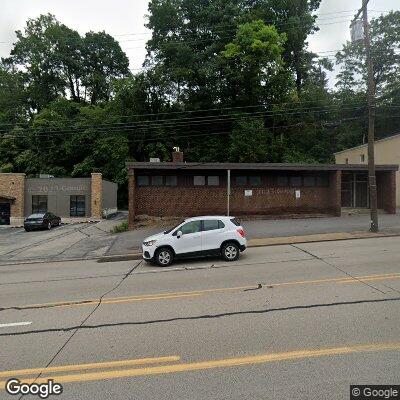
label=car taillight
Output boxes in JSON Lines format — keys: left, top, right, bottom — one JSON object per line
{"left": 237, "top": 228, "right": 245, "bottom": 238}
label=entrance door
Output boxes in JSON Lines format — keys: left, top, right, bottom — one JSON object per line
{"left": 354, "top": 173, "right": 368, "bottom": 208}
{"left": 0, "top": 202, "right": 10, "bottom": 225}
{"left": 341, "top": 172, "right": 369, "bottom": 208}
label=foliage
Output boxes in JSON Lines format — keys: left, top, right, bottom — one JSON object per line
{"left": 110, "top": 221, "right": 129, "bottom": 234}
{"left": 1, "top": 7, "right": 400, "bottom": 207}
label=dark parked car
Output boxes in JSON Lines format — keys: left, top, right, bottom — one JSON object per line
{"left": 24, "top": 212, "right": 61, "bottom": 232}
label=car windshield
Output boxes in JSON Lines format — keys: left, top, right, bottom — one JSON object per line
{"left": 164, "top": 220, "right": 184, "bottom": 234}
{"left": 27, "top": 213, "right": 45, "bottom": 219}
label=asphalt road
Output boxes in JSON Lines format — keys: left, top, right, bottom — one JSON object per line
{"left": 0, "top": 236, "right": 399, "bottom": 399}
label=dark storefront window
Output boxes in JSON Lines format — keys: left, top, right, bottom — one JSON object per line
{"left": 235, "top": 176, "right": 261, "bottom": 186}
{"left": 70, "top": 195, "right": 86, "bottom": 217}
{"left": 151, "top": 176, "right": 163, "bottom": 186}
{"left": 289, "top": 176, "right": 302, "bottom": 187}
{"left": 277, "top": 176, "right": 289, "bottom": 187}
{"left": 194, "top": 176, "right": 206, "bottom": 186}
{"left": 317, "top": 176, "right": 330, "bottom": 187}
{"left": 137, "top": 176, "right": 150, "bottom": 186}
{"left": 236, "top": 176, "right": 247, "bottom": 186}
{"left": 303, "top": 176, "right": 317, "bottom": 187}
{"left": 207, "top": 176, "right": 220, "bottom": 186}
{"left": 32, "top": 195, "right": 48, "bottom": 213}
{"left": 249, "top": 176, "right": 261, "bottom": 186}
{"left": 194, "top": 176, "right": 220, "bottom": 186}
{"left": 165, "top": 176, "right": 177, "bottom": 186}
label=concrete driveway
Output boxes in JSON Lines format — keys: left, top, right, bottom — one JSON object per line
{"left": 0, "top": 216, "right": 125, "bottom": 265}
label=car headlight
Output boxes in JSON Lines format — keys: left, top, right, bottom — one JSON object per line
{"left": 143, "top": 240, "right": 157, "bottom": 247}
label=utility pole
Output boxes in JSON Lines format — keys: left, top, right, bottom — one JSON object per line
{"left": 351, "top": 0, "right": 378, "bottom": 232}
{"left": 227, "top": 169, "right": 231, "bottom": 216}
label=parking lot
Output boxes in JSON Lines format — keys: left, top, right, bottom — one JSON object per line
{"left": 0, "top": 219, "right": 123, "bottom": 265}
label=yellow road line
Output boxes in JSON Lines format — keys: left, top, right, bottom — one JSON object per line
{"left": 338, "top": 274, "right": 400, "bottom": 284}
{"left": 1, "top": 343, "right": 398, "bottom": 388}
{"left": 9, "top": 273, "right": 400, "bottom": 310}
{"left": 0, "top": 356, "right": 180, "bottom": 378}
{"left": 62, "top": 293, "right": 203, "bottom": 307}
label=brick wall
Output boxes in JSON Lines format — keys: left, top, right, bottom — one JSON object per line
{"left": 128, "top": 171, "right": 136, "bottom": 229}
{"left": 377, "top": 171, "right": 396, "bottom": 214}
{"left": 135, "top": 174, "right": 339, "bottom": 217}
{"left": 90, "top": 173, "right": 103, "bottom": 219}
{"left": 0, "top": 173, "right": 25, "bottom": 225}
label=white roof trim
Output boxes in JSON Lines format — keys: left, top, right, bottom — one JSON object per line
{"left": 334, "top": 132, "right": 400, "bottom": 155}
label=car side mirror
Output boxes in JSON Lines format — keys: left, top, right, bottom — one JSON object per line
{"left": 177, "top": 230, "right": 183, "bottom": 238}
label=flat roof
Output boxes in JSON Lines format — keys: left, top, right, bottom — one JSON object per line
{"left": 334, "top": 132, "right": 400, "bottom": 155}
{"left": 126, "top": 162, "right": 398, "bottom": 172}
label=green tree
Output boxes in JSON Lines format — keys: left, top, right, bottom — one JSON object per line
{"left": 81, "top": 31, "right": 130, "bottom": 104}
{"left": 4, "top": 14, "right": 130, "bottom": 110}
{"left": 336, "top": 11, "right": 400, "bottom": 96}
{"left": 229, "top": 117, "right": 273, "bottom": 162}
{"left": 222, "top": 20, "right": 287, "bottom": 105}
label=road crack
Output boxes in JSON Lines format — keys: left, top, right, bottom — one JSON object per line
{"left": 17, "top": 260, "right": 142, "bottom": 399}
{"left": 290, "top": 244, "right": 388, "bottom": 295}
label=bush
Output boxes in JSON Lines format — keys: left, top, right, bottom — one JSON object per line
{"left": 111, "top": 221, "right": 129, "bottom": 234}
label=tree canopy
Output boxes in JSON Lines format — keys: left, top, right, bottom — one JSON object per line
{"left": 1, "top": 6, "right": 400, "bottom": 206}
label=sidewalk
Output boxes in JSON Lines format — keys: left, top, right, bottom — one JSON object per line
{"left": 107, "top": 213, "right": 400, "bottom": 256}
{"left": 99, "top": 229, "right": 400, "bottom": 263}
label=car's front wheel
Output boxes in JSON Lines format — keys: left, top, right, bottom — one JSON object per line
{"left": 155, "top": 247, "right": 174, "bottom": 267}
{"left": 221, "top": 242, "right": 240, "bottom": 262}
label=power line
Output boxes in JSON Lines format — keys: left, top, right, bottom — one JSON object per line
{"left": 1, "top": 104, "right": 398, "bottom": 139}
{"left": 0, "top": 103, "right": 376, "bottom": 134}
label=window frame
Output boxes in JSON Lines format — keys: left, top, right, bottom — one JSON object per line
{"left": 165, "top": 175, "right": 178, "bottom": 186}
{"left": 32, "top": 195, "right": 48, "bottom": 214}
{"left": 137, "top": 175, "right": 150, "bottom": 187}
{"left": 248, "top": 175, "right": 261, "bottom": 187}
{"left": 193, "top": 175, "right": 206, "bottom": 186}
{"left": 151, "top": 175, "right": 164, "bottom": 186}
{"left": 70, "top": 195, "right": 86, "bottom": 217}
{"left": 207, "top": 176, "right": 220, "bottom": 186}
{"left": 277, "top": 175, "right": 289, "bottom": 187}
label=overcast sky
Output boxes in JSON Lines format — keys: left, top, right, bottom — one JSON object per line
{"left": 1, "top": 0, "right": 399, "bottom": 85}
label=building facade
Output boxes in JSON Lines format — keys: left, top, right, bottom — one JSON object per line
{"left": 334, "top": 133, "right": 400, "bottom": 206}
{"left": 0, "top": 173, "right": 117, "bottom": 226}
{"left": 127, "top": 155, "right": 397, "bottom": 229}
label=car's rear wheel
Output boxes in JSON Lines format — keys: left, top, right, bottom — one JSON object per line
{"left": 221, "top": 242, "right": 240, "bottom": 262}
{"left": 155, "top": 247, "right": 174, "bottom": 267}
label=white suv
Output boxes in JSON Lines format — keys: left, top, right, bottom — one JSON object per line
{"left": 142, "top": 216, "right": 247, "bottom": 266}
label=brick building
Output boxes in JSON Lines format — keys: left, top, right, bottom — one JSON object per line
{"left": 0, "top": 173, "right": 117, "bottom": 226}
{"left": 126, "top": 152, "right": 397, "bottom": 229}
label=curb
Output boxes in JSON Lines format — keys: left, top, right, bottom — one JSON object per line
{"left": 247, "top": 232, "right": 400, "bottom": 247}
{"left": 97, "top": 253, "right": 142, "bottom": 263}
